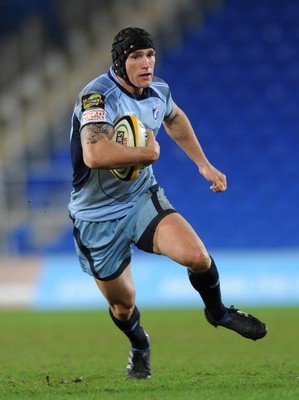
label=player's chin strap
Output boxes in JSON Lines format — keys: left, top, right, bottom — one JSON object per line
{"left": 111, "top": 27, "right": 155, "bottom": 89}
{"left": 115, "top": 70, "right": 139, "bottom": 90}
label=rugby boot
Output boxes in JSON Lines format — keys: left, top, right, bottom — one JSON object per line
{"left": 126, "top": 346, "right": 151, "bottom": 379}
{"left": 205, "top": 305, "right": 267, "bottom": 341}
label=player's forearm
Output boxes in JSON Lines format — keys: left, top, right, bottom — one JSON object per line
{"left": 164, "top": 108, "right": 210, "bottom": 169}
{"left": 81, "top": 123, "right": 158, "bottom": 169}
{"left": 83, "top": 140, "right": 157, "bottom": 169}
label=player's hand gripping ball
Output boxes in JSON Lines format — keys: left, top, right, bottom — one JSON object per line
{"left": 111, "top": 115, "right": 148, "bottom": 181}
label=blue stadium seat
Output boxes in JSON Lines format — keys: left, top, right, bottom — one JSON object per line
{"left": 156, "top": 0, "right": 299, "bottom": 249}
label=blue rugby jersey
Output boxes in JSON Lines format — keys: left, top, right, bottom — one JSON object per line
{"left": 68, "top": 67, "right": 173, "bottom": 221}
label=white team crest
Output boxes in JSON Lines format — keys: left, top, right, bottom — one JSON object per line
{"left": 152, "top": 105, "right": 159, "bottom": 120}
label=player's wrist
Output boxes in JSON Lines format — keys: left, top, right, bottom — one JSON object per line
{"left": 140, "top": 146, "right": 159, "bottom": 164}
{"left": 197, "top": 159, "right": 211, "bottom": 172}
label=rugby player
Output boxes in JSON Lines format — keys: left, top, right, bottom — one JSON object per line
{"left": 68, "top": 27, "right": 267, "bottom": 379}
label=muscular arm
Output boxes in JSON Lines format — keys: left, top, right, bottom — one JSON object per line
{"left": 163, "top": 103, "right": 227, "bottom": 192}
{"left": 81, "top": 123, "right": 159, "bottom": 169}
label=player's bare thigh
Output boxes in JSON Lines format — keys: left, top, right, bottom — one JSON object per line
{"left": 153, "top": 212, "right": 210, "bottom": 272}
{"left": 94, "top": 264, "right": 136, "bottom": 320}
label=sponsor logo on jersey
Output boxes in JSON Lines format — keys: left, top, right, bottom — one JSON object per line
{"left": 82, "top": 93, "right": 105, "bottom": 111}
{"left": 82, "top": 108, "right": 106, "bottom": 124}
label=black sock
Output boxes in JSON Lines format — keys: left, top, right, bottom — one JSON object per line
{"left": 109, "top": 306, "right": 149, "bottom": 350}
{"left": 188, "top": 255, "right": 226, "bottom": 321}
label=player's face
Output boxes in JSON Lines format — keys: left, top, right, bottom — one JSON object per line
{"left": 125, "top": 48, "right": 155, "bottom": 92}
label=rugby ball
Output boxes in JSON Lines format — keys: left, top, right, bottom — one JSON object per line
{"left": 110, "top": 115, "right": 148, "bottom": 181}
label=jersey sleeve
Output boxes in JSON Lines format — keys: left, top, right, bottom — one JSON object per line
{"left": 152, "top": 76, "right": 173, "bottom": 118}
{"left": 165, "top": 89, "right": 174, "bottom": 118}
{"left": 74, "top": 78, "right": 116, "bottom": 130}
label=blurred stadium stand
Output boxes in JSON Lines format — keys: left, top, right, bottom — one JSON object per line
{"left": 0, "top": 0, "right": 298, "bottom": 255}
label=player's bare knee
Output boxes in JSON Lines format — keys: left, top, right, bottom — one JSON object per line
{"left": 111, "top": 302, "right": 135, "bottom": 321}
{"left": 187, "top": 251, "right": 211, "bottom": 274}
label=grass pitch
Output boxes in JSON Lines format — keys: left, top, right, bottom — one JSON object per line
{"left": 0, "top": 307, "right": 298, "bottom": 400}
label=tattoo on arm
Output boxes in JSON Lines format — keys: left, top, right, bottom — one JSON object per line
{"left": 81, "top": 123, "right": 113, "bottom": 144}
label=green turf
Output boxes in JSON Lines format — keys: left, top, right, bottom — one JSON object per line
{"left": 0, "top": 308, "right": 298, "bottom": 400}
